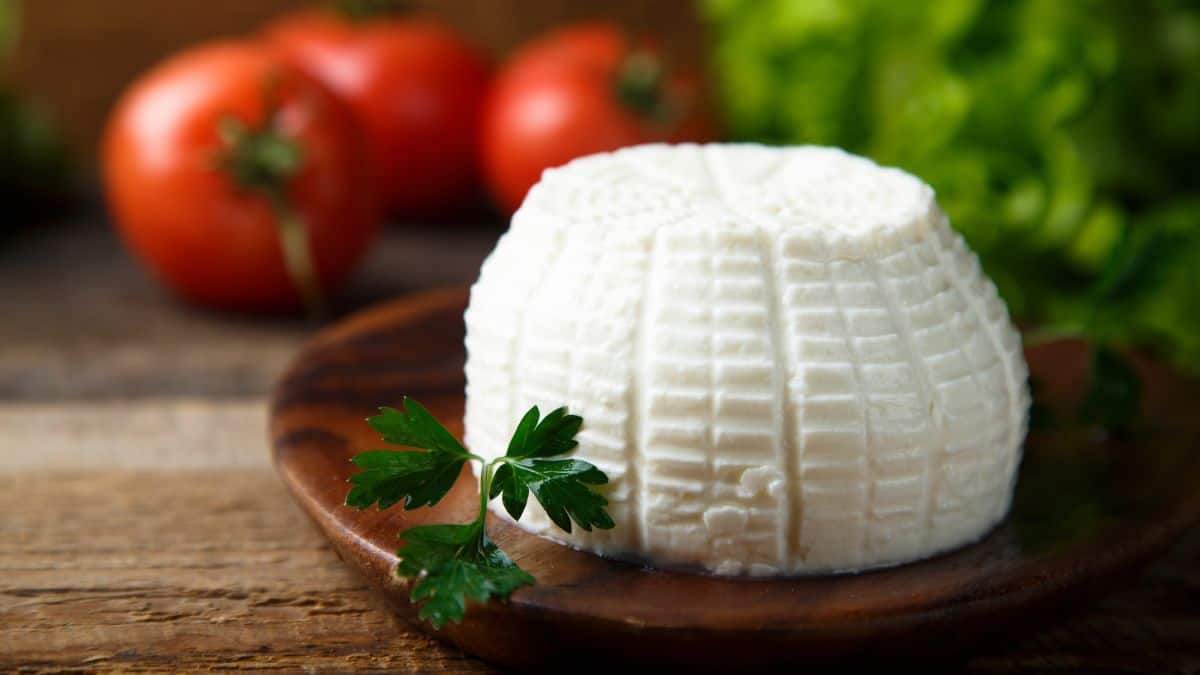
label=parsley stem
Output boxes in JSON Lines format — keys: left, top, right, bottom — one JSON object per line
{"left": 349, "top": 401, "right": 609, "bottom": 628}
{"left": 476, "top": 458, "right": 495, "bottom": 528}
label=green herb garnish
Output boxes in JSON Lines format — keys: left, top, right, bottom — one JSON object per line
{"left": 346, "top": 397, "right": 612, "bottom": 628}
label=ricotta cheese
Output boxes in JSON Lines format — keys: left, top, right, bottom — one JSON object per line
{"left": 464, "top": 143, "right": 1030, "bottom": 575}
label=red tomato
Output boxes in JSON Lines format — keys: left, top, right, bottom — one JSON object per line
{"left": 265, "top": 10, "right": 490, "bottom": 217}
{"left": 103, "top": 40, "right": 378, "bottom": 313}
{"left": 481, "top": 21, "right": 714, "bottom": 213}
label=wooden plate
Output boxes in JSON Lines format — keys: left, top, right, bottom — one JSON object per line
{"left": 270, "top": 287, "right": 1200, "bottom": 671}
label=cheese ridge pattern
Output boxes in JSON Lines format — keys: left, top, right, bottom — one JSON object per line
{"left": 463, "top": 143, "right": 1030, "bottom": 575}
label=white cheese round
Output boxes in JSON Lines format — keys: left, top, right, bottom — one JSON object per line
{"left": 464, "top": 143, "right": 1030, "bottom": 576}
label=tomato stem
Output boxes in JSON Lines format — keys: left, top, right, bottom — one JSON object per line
{"left": 615, "top": 49, "right": 669, "bottom": 123}
{"left": 271, "top": 194, "right": 327, "bottom": 319}
{"left": 217, "top": 100, "right": 328, "bottom": 318}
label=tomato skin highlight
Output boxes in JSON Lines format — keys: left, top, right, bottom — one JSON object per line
{"left": 103, "top": 40, "right": 379, "bottom": 313}
{"left": 265, "top": 11, "right": 490, "bottom": 218}
{"left": 481, "top": 21, "right": 714, "bottom": 214}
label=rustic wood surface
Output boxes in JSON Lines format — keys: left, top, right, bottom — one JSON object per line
{"left": 1, "top": 470, "right": 491, "bottom": 673}
{"left": 2, "top": 220, "right": 1199, "bottom": 673}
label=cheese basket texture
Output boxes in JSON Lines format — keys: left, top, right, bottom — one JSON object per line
{"left": 464, "top": 144, "right": 1030, "bottom": 575}
{"left": 271, "top": 145, "right": 1200, "bottom": 670}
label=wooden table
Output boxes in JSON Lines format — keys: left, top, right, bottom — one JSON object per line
{"left": 2, "top": 218, "right": 1198, "bottom": 673}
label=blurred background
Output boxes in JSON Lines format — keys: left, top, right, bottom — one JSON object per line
{"left": 0, "top": 0, "right": 706, "bottom": 402}
{"left": 3, "top": 0, "right": 1197, "bottom": 371}
{"left": 6, "top": 0, "right": 703, "bottom": 160}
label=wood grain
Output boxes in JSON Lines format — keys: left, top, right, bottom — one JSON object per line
{"left": 0, "top": 399, "right": 268, "bottom": 472}
{"left": 0, "top": 470, "right": 494, "bottom": 673}
{"left": 0, "top": 220, "right": 497, "bottom": 400}
{"left": 270, "top": 288, "right": 1200, "bottom": 672}
{"left": 2, "top": 458, "right": 1198, "bottom": 672}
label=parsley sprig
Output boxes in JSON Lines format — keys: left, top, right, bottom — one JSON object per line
{"left": 346, "top": 397, "right": 612, "bottom": 628}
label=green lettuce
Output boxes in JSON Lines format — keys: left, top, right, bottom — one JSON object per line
{"left": 702, "top": 0, "right": 1200, "bottom": 369}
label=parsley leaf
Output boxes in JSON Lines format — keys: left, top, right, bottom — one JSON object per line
{"left": 344, "top": 398, "right": 471, "bottom": 510}
{"left": 396, "top": 523, "right": 534, "bottom": 629}
{"left": 505, "top": 405, "right": 583, "bottom": 459}
{"left": 491, "top": 457, "right": 614, "bottom": 532}
{"left": 346, "top": 399, "right": 613, "bottom": 628}
{"left": 486, "top": 405, "right": 612, "bottom": 531}
{"left": 344, "top": 449, "right": 466, "bottom": 510}
{"left": 489, "top": 462, "right": 529, "bottom": 522}
{"left": 369, "top": 397, "right": 470, "bottom": 457}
